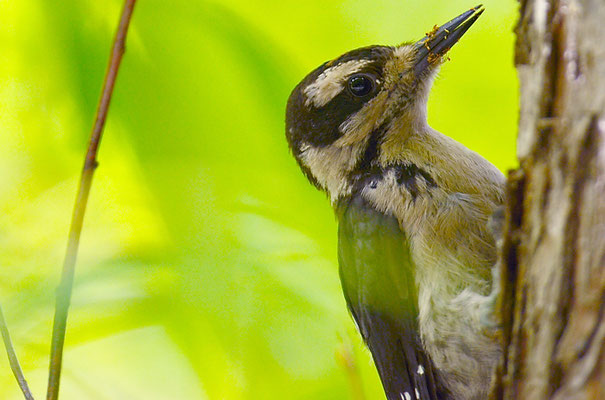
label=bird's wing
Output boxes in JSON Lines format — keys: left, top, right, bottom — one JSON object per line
{"left": 337, "top": 194, "right": 448, "bottom": 400}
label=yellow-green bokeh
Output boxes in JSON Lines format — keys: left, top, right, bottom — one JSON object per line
{"left": 0, "top": 0, "right": 517, "bottom": 398}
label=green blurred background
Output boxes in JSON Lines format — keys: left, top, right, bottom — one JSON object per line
{"left": 0, "top": 0, "right": 518, "bottom": 398}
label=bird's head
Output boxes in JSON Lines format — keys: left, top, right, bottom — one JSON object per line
{"left": 286, "top": 6, "right": 485, "bottom": 202}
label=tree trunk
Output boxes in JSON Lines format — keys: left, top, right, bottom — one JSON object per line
{"left": 492, "top": 0, "right": 605, "bottom": 399}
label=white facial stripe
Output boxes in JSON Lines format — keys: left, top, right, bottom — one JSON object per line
{"left": 299, "top": 140, "right": 367, "bottom": 202}
{"left": 303, "top": 59, "right": 371, "bottom": 108}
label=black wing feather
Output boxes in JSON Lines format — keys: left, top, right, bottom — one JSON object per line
{"left": 337, "top": 195, "right": 448, "bottom": 400}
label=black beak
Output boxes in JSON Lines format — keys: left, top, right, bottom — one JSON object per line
{"left": 413, "top": 5, "right": 485, "bottom": 76}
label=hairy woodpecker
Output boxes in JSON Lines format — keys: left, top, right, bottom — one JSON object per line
{"left": 285, "top": 5, "right": 503, "bottom": 400}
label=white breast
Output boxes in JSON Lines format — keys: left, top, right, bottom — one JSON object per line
{"left": 360, "top": 172, "right": 502, "bottom": 399}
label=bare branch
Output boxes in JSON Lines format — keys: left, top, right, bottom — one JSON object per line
{"left": 46, "top": 1, "right": 138, "bottom": 399}
{"left": 0, "top": 303, "right": 35, "bottom": 400}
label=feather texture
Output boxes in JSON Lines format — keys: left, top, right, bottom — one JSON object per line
{"left": 337, "top": 195, "right": 449, "bottom": 400}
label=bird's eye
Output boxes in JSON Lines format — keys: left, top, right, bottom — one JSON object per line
{"left": 348, "top": 74, "right": 374, "bottom": 97}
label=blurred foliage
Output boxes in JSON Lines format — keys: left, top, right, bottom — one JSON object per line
{"left": 0, "top": 0, "right": 517, "bottom": 398}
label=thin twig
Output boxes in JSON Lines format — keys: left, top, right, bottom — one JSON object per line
{"left": 46, "top": 1, "right": 137, "bottom": 399}
{"left": 0, "top": 304, "right": 35, "bottom": 400}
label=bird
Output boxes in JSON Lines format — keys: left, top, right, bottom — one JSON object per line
{"left": 285, "top": 5, "right": 504, "bottom": 400}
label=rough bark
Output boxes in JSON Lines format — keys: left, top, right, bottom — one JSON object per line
{"left": 492, "top": 0, "right": 605, "bottom": 399}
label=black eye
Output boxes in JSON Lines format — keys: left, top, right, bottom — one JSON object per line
{"left": 348, "top": 74, "right": 374, "bottom": 97}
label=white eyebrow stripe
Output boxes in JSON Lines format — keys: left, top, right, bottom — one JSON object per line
{"left": 303, "top": 59, "right": 371, "bottom": 108}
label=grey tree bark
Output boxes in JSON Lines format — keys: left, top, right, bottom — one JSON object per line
{"left": 492, "top": 0, "right": 605, "bottom": 399}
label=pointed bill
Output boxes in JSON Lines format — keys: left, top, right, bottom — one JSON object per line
{"left": 413, "top": 5, "right": 485, "bottom": 76}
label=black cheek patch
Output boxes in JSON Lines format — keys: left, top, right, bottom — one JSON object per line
{"left": 286, "top": 49, "right": 393, "bottom": 153}
{"left": 304, "top": 90, "right": 372, "bottom": 146}
{"left": 287, "top": 83, "right": 380, "bottom": 153}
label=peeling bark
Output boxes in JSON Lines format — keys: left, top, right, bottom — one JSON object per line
{"left": 492, "top": 0, "right": 605, "bottom": 399}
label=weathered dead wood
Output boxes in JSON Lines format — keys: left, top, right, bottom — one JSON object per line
{"left": 493, "top": 0, "right": 605, "bottom": 399}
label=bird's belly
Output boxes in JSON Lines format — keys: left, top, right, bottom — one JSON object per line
{"left": 416, "top": 271, "right": 501, "bottom": 399}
